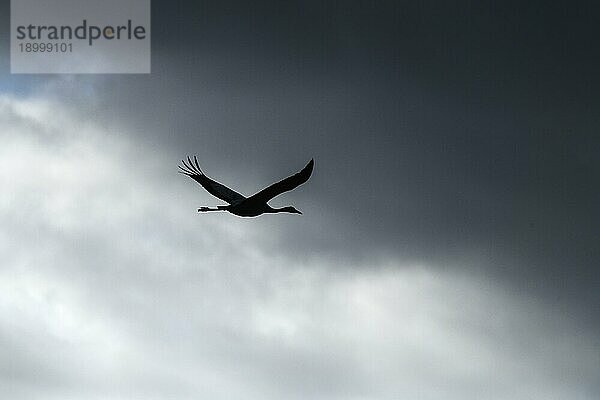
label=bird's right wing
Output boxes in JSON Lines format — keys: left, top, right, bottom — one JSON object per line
{"left": 179, "top": 156, "right": 246, "bottom": 204}
{"left": 247, "top": 159, "right": 314, "bottom": 203}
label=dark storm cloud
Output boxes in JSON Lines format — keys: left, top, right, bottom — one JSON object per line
{"left": 1, "top": 1, "right": 599, "bottom": 319}
{"left": 18, "top": 1, "right": 596, "bottom": 320}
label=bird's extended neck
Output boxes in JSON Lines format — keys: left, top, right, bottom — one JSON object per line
{"left": 268, "top": 206, "right": 301, "bottom": 214}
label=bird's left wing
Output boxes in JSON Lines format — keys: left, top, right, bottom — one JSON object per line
{"left": 247, "top": 159, "right": 314, "bottom": 203}
{"left": 179, "top": 156, "right": 246, "bottom": 204}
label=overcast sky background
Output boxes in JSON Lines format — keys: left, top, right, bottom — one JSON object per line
{"left": 1, "top": 1, "right": 599, "bottom": 399}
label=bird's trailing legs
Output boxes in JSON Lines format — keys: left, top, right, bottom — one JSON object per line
{"left": 198, "top": 206, "right": 228, "bottom": 212}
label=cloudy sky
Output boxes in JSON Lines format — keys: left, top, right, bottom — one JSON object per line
{"left": 1, "top": 1, "right": 599, "bottom": 399}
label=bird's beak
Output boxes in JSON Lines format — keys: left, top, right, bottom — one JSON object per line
{"left": 296, "top": 209, "right": 303, "bottom": 214}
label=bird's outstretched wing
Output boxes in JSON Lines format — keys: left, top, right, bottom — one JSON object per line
{"left": 179, "top": 156, "right": 246, "bottom": 204}
{"left": 247, "top": 159, "right": 314, "bottom": 203}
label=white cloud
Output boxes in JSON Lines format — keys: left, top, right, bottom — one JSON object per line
{"left": 0, "top": 94, "right": 598, "bottom": 399}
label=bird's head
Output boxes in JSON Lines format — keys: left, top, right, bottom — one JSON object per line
{"left": 281, "top": 206, "right": 302, "bottom": 214}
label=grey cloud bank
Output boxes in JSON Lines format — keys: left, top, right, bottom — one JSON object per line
{"left": 1, "top": 94, "right": 598, "bottom": 399}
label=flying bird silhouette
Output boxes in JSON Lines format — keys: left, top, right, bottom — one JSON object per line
{"left": 179, "top": 156, "right": 314, "bottom": 217}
